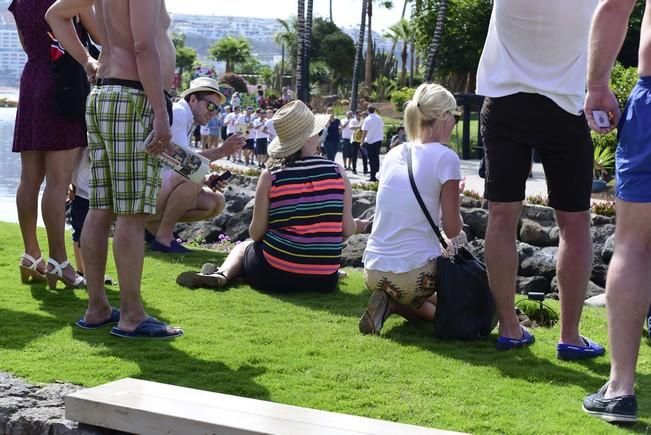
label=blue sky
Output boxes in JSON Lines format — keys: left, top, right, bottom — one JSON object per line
{"left": 165, "top": 0, "right": 405, "bottom": 32}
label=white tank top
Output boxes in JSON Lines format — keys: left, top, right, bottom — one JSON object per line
{"left": 476, "top": 0, "right": 599, "bottom": 115}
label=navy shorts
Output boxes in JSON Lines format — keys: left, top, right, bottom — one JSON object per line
{"left": 481, "top": 93, "right": 593, "bottom": 212}
{"left": 255, "top": 138, "right": 268, "bottom": 155}
{"left": 70, "top": 196, "right": 89, "bottom": 243}
{"left": 616, "top": 77, "right": 651, "bottom": 202}
{"left": 244, "top": 139, "right": 255, "bottom": 150}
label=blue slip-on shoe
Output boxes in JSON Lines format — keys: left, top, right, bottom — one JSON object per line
{"left": 149, "top": 239, "right": 191, "bottom": 254}
{"left": 496, "top": 327, "right": 535, "bottom": 351}
{"left": 557, "top": 336, "right": 605, "bottom": 361}
{"left": 75, "top": 307, "right": 120, "bottom": 330}
{"left": 646, "top": 307, "right": 651, "bottom": 340}
{"left": 110, "top": 316, "right": 183, "bottom": 339}
{"left": 583, "top": 384, "right": 637, "bottom": 423}
{"left": 144, "top": 229, "right": 156, "bottom": 244}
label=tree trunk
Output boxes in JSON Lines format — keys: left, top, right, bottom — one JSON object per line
{"left": 329, "top": 0, "right": 333, "bottom": 22}
{"left": 409, "top": 41, "right": 415, "bottom": 86}
{"left": 304, "top": 0, "right": 314, "bottom": 103}
{"left": 400, "top": 44, "right": 407, "bottom": 86}
{"left": 296, "top": 0, "right": 306, "bottom": 102}
{"left": 350, "top": 0, "right": 368, "bottom": 111}
{"left": 280, "top": 44, "right": 285, "bottom": 91}
{"left": 364, "top": 0, "right": 373, "bottom": 89}
{"left": 424, "top": 0, "right": 448, "bottom": 82}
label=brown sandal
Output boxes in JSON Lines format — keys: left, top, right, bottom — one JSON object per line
{"left": 176, "top": 270, "right": 228, "bottom": 289}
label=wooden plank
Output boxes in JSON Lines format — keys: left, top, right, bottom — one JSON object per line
{"left": 65, "top": 378, "right": 464, "bottom": 435}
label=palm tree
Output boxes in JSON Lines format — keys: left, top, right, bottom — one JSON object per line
{"left": 274, "top": 18, "right": 297, "bottom": 90}
{"left": 329, "top": 0, "right": 333, "bottom": 22}
{"left": 383, "top": 19, "right": 411, "bottom": 86}
{"left": 350, "top": 0, "right": 368, "bottom": 111}
{"left": 208, "top": 36, "right": 251, "bottom": 73}
{"left": 384, "top": 0, "right": 410, "bottom": 70}
{"left": 424, "top": 0, "right": 449, "bottom": 82}
{"left": 364, "top": 1, "right": 394, "bottom": 89}
{"left": 303, "top": 0, "right": 314, "bottom": 102}
{"left": 296, "top": 0, "right": 306, "bottom": 102}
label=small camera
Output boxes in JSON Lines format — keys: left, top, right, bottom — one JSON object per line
{"left": 527, "top": 292, "right": 545, "bottom": 302}
{"left": 592, "top": 110, "right": 610, "bottom": 128}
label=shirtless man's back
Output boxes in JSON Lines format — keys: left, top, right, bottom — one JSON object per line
{"left": 47, "top": 0, "right": 183, "bottom": 339}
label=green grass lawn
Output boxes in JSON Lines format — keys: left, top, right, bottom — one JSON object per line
{"left": 1, "top": 221, "right": 649, "bottom": 434}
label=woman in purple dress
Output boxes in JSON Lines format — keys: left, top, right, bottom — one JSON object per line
{"left": 10, "top": 0, "right": 98, "bottom": 288}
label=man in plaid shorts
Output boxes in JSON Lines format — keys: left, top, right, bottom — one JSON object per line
{"left": 47, "top": 0, "right": 183, "bottom": 338}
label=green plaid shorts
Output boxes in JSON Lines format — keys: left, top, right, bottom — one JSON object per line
{"left": 86, "top": 85, "right": 161, "bottom": 214}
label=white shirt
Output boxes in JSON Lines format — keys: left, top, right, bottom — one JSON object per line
{"left": 476, "top": 0, "right": 599, "bottom": 115}
{"left": 362, "top": 113, "right": 384, "bottom": 144}
{"left": 224, "top": 112, "right": 239, "bottom": 135}
{"left": 71, "top": 147, "right": 90, "bottom": 199}
{"left": 341, "top": 117, "right": 354, "bottom": 140}
{"left": 254, "top": 118, "right": 268, "bottom": 140}
{"left": 240, "top": 114, "right": 256, "bottom": 140}
{"left": 171, "top": 99, "right": 194, "bottom": 149}
{"left": 363, "top": 142, "right": 461, "bottom": 273}
{"left": 265, "top": 119, "right": 276, "bottom": 141}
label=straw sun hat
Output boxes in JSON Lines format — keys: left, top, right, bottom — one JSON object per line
{"left": 180, "top": 77, "right": 226, "bottom": 105}
{"left": 268, "top": 100, "right": 330, "bottom": 158}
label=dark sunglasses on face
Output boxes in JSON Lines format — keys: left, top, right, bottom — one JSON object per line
{"left": 199, "top": 98, "right": 218, "bottom": 112}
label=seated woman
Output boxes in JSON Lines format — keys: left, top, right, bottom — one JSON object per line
{"left": 359, "top": 82, "right": 466, "bottom": 335}
{"left": 177, "top": 100, "right": 367, "bottom": 293}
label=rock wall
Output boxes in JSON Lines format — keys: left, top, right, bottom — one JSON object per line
{"left": 177, "top": 176, "right": 616, "bottom": 299}
{"left": 0, "top": 373, "right": 121, "bottom": 435}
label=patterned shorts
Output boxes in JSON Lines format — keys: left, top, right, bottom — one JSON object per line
{"left": 364, "top": 260, "right": 437, "bottom": 308}
{"left": 85, "top": 85, "right": 161, "bottom": 214}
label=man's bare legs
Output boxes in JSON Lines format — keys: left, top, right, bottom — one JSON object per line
{"left": 80, "top": 208, "right": 113, "bottom": 325}
{"left": 42, "top": 147, "right": 80, "bottom": 281}
{"left": 603, "top": 201, "right": 651, "bottom": 398}
{"left": 16, "top": 151, "right": 45, "bottom": 271}
{"left": 485, "top": 201, "right": 523, "bottom": 339}
{"left": 556, "top": 210, "right": 593, "bottom": 346}
{"left": 147, "top": 175, "right": 225, "bottom": 246}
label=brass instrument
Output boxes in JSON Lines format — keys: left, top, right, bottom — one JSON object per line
{"left": 352, "top": 128, "right": 364, "bottom": 143}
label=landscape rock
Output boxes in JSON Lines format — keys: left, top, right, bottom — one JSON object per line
{"left": 602, "top": 234, "right": 615, "bottom": 264}
{"left": 521, "top": 204, "right": 556, "bottom": 224}
{"left": 585, "top": 293, "right": 606, "bottom": 307}
{"left": 460, "top": 208, "right": 488, "bottom": 239}
{"left": 516, "top": 276, "right": 550, "bottom": 294}
{"left": 341, "top": 234, "right": 369, "bottom": 267}
{"left": 550, "top": 276, "right": 605, "bottom": 299}
{"left": 519, "top": 247, "right": 558, "bottom": 279}
{"left": 519, "top": 219, "right": 557, "bottom": 247}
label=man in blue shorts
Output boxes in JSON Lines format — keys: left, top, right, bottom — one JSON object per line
{"left": 476, "top": 1, "right": 604, "bottom": 357}
{"left": 582, "top": 0, "right": 651, "bottom": 423}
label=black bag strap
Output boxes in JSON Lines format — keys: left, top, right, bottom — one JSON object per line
{"left": 406, "top": 145, "right": 448, "bottom": 250}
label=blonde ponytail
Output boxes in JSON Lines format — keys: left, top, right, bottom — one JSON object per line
{"left": 403, "top": 83, "right": 457, "bottom": 143}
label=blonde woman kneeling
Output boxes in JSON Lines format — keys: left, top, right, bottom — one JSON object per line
{"left": 359, "top": 83, "right": 466, "bottom": 334}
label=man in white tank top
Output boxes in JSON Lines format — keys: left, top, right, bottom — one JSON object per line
{"left": 476, "top": 0, "right": 604, "bottom": 358}
{"left": 582, "top": 0, "right": 651, "bottom": 423}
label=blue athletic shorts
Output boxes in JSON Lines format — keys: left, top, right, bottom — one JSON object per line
{"left": 616, "top": 76, "right": 651, "bottom": 202}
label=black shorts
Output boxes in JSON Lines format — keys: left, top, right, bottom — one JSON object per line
{"left": 70, "top": 196, "right": 89, "bottom": 242}
{"left": 244, "top": 139, "right": 255, "bottom": 150}
{"left": 255, "top": 138, "right": 268, "bottom": 155}
{"left": 243, "top": 241, "right": 338, "bottom": 293}
{"left": 480, "top": 93, "right": 593, "bottom": 212}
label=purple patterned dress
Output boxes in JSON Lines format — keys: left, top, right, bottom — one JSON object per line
{"left": 9, "top": 0, "right": 87, "bottom": 152}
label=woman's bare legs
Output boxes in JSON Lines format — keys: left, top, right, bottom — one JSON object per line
{"left": 16, "top": 151, "right": 46, "bottom": 270}
{"left": 217, "top": 240, "right": 253, "bottom": 280}
{"left": 388, "top": 293, "right": 437, "bottom": 322}
{"left": 42, "top": 147, "right": 81, "bottom": 281}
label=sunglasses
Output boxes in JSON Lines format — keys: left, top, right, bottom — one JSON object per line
{"left": 199, "top": 98, "right": 218, "bottom": 112}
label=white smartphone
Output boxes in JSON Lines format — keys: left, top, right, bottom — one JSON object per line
{"left": 592, "top": 110, "right": 610, "bottom": 128}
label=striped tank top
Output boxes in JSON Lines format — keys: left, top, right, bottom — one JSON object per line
{"left": 262, "top": 156, "right": 345, "bottom": 275}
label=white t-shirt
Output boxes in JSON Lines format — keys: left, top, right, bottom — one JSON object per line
{"left": 476, "top": 0, "right": 599, "bottom": 115}
{"left": 254, "top": 118, "right": 268, "bottom": 140}
{"left": 170, "top": 99, "right": 194, "bottom": 149}
{"left": 71, "top": 147, "right": 90, "bottom": 199}
{"left": 341, "top": 117, "right": 354, "bottom": 140}
{"left": 224, "top": 112, "right": 239, "bottom": 135}
{"left": 265, "top": 119, "right": 276, "bottom": 141}
{"left": 240, "top": 114, "right": 256, "bottom": 140}
{"left": 363, "top": 142, "right": 461, "bottom": 273}
{"left": 362, "top": 113, "right": 384, "bottom": 144}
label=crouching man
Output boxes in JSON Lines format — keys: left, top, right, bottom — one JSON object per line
{"left": 147, "top": 77, "right": 245, "bottom": 253}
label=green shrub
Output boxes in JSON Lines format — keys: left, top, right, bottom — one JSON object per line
{"left": 352, "top": 181, "right": 379, "bottom": 191}
{"left": 592, "top": 201, "right": 616, "bottom": 217}
{"left": 390, "top": 87, "right": 416, "bottom": 112}
{"left": 220, "top": 72, "right": 248, "bottom": 93}
{"left": 610, "top": 62, "right": 638, "bottom": 108}
{"left": 593, "top": 142, "right": 616, "bottom": 179}
{"left": 591, "top": 130, "right": 618, "bottom": 155}
{"left": 525, "top": 195, "right": 548, "bottom": 206}
{"left": 463, "top": 190, "right": 482, "bottom": 200}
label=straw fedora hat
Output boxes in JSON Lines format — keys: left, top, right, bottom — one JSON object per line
{"left": 180, "top": 77, "right": 226, "bottom": 105}
{"left": 268, "top": 100, "right": 330, "bottom": 159}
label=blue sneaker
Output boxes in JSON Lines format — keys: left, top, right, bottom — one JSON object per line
{"left": 149, "top": 239, "right": 191, "bottom": 254}
{"left": 496, "top": 327, "right": 535, "bottom": 351}
{"left": 646, "top": 307, "right": 651, "bottom": 339}
{"left": 557, "top": 336, "right": 605, "bottom": 361}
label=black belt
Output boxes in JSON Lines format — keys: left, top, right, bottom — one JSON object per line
{"left": 97, "top": 78, "right": 144, "bottom": 90}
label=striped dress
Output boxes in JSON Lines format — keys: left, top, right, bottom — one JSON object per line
{"left": 262, "top": 156, "right": 345, "bottom": 276}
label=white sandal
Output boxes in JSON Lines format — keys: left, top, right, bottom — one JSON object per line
{"left": 19, "top": 253, "right": 46, "bottom": 284}
{"left": 45, "top": 258, "right": 86, "bottom": 290}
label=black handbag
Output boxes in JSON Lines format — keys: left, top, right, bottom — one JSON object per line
{"left": 50, "top": 19, "right": 99, "bottom": 120}
{"left": 406, "top": 146, "right": 497, "bottom": 340}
